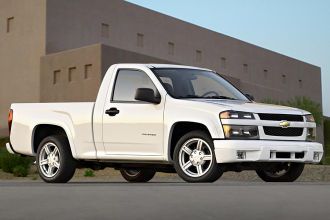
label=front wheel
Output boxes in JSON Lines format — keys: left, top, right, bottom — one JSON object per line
{"left": 120, "top": 168, "right": 156, "bottom": 182}
{"left": 256, "top": 163, "right": 305, "bottom": 182}
{"left": 173, "top": 130, "right": 223, "bottom": 183}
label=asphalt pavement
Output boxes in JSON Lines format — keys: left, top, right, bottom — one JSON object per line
{"left": 0, "top": 180, "right": 329, "bottom": 220}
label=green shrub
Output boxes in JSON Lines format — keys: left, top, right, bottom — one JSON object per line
{"left": 324, "top": 119, "right": 330, "bottom": 145}
{"left": 0, "top": 137, "right": 33, "bottom": 176}
{"left": 287, "top": 97, "right": 323, "bottom": 125}
{"left": 12, "top": 165, "right": 29, "bottom": 177}
{"left": 262, "top": 96, "right": 323, "bottom": 126}
{"left": 0, "top": 151, "right": 32, "bottom": 174}
{"left": 84, "top": 169, "right": 95, "bottom": 177}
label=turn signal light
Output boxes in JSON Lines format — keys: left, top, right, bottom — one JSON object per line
{"left": 8, "top": 109, "right": 13, "bottom": 135}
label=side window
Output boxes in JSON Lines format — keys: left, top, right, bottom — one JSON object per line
{"left": 112, "top": 69, "right": 157, "bottom": 102}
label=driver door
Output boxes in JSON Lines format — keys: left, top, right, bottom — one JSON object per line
{"left": 102, "top": 69, "right": 164, "bottom": 156}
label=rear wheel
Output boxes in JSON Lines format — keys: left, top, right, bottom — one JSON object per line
{"left": 36, "top": 135, "right": 76, "bottom": 183}
{"left": 256, "top": 162, "right": 305, "bottom": 182}
{"left": 120, "top": 168, "right": 156, "bottom": 182}
{"left": 173, "top": 130, "right": 223, "bottom": 183}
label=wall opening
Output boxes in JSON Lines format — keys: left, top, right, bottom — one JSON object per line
{"left": 137, "top": 33, "right": 144, "bottom": 47}
{"left": 196, "top": 50, "right": 202, "bottom": 62}
{"left": 221, "top": 57, "right": 226, "bottom": 69}
{"left": 168, "top": 42, "right": 175, "bottom": 55}
{"left": 53, "top": 70, "right": 60, "bottom": 84}
{"left": 7, "top": 17, "right": 14, "bottom": 33}
{"left": 84, "top": 64, "right": 92, "bottom": 79}
{"left": 282, "top": 74, "right": 287, "bottom": 84}
{"left": 264, "top": 69, "right": 268, "bottom": 79}
{"left": 68, "top": 67, "right": 76, "bottom": 82}
{"left": 101, "top": 23, "right": 109, "bottom": 38}
{"left": 243, "top": 64, "right": 248, "bottom": 73}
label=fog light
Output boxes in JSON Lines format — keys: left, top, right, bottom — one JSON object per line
{"left": 313, "top": 152, "right": 320, "bottom": 161}
{"left": 237, "top": 151, "right": 246, "bottom": 159}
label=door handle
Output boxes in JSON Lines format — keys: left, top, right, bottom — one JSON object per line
{"left": 105, "top": 107, "right": 120, "bottom": 116}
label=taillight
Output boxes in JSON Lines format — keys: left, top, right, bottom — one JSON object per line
{"left": 8, "top": 109, "right": 13, "bottom": 135}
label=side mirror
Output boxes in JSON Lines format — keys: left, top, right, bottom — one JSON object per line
{"left": 245, "top": 94, "right": 255, "bottom": 101}
{"left": 135, "top": 88, "right": 161, "bottom": 104}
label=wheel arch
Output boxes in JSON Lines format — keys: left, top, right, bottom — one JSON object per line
{"left": 168, "top": 121, "right": 212, "bottom": 161}
{"left": 32, "top": 124, "right": 76, "bottom": 157}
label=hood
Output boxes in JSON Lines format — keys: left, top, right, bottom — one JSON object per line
{"left": 189, "top": 99, "right": 309, "bottom": 115}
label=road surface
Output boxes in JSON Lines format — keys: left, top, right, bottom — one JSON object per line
{"left": 0, "top": 180, "right": 329, "bottom": 220}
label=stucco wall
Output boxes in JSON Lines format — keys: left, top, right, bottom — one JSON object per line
{"left": 0, "top": 0, "right": 46, "bottom": 136}
{"left": 45, "top": 0, "right": 322, "bottom": 101}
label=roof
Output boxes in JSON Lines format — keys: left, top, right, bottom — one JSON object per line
{"left": 146, "top": 64, "right": 212, "bottom": 71}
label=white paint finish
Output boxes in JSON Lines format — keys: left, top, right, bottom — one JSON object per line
{"left": 102, "top": 65, "right": 165, "bottom": 156}
{"left": 213, "top": 140, "right": 323, "bottom": 163}
{"left": 8, "top": 64, "right": 323, "bottom": 164}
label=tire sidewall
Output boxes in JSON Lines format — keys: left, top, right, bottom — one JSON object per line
{"left": 256, "top": 163, "right": 305, "bottom": 182}
{"left": 173, "top": 130, "right": 222, "bottom": 183}
{"left": 36, "top": 135, "right": 76, "bottom": 183}
{"left": 120, "top": 169, "right": 156, "bottom": 182}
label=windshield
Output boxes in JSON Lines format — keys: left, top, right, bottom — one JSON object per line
{"left": 152, "top": 68, "right": 249, "bottom": 101}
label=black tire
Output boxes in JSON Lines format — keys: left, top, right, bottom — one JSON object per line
{"left": 256, "top": 163, "right": 305, "bottom": 182}
{"left": 173, "top": 130, "right": 223, "bottom": 183}
{"left": 36, "top": 135, "right": 76, "bottom": 183}
{"left": 120, "top": 168, "right": 156, "bottom": 182}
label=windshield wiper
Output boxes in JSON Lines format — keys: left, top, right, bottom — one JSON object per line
{"left": 176, "top": 95, "right": 202, "bottom": 99}
{"left": 176, "top": 95, "right": 237, "bottom": 100}
{"left": 203, "top": 95, "right": 238, "bottom": 100}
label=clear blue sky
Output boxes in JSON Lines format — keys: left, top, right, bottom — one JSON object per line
{"left": 127, "top": 0, "right": 330, "bottom": 116}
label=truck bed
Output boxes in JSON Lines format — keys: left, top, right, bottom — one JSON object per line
{"left": 10, "top": 102, "right": 95, "bottom": 157}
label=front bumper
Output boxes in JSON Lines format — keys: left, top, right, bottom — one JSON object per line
{"left": 213, "top": 140, "right": 323, "bottom": 163}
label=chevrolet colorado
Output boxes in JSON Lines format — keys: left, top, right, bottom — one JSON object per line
{"left": 6, "top": 64, "right": 323, "bottom": 183}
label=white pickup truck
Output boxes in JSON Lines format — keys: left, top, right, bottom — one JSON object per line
{"left": 7, "top": 64, "right": 323, "bottom": 183}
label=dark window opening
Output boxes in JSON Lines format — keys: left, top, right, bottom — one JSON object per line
{"left": 221, "top": 57, "right": 226, "bottom": 69}
{"left": 84, "top": 64, "right": 92, "bottom": 79}
{"left": 101, "top": 23, "right": 109, "bottom": 38}
{"left": 53, "top": 70, "right": 60, "bottom": 84}
{"left": 196, "top": 50, "right": 202, "bottom": 62}
{"left": 7, "top": 17, "right": 14, "bottom": 33}
{"left": 68, "top": 67, "right": 76, "bottom": 82}
{"left": 137, "top": 33, "right": 144, "bottom": 47}
{"left": 168, "top": 42, "right": 175, "bottom": 55}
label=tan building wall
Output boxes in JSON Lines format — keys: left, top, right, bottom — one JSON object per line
{"left": 45, "top": 0, "right": 322, "bottom": 104}
{"left": 41, "top": 44, "right": 173, "bottom": 102}
{"left": 41, "top": 44, "right": 102, "bottom": 102}
{"left": 0, "top": 0, "right": 323, "bottom": 142}
{"left": 0, "top": 0, "right": 46, "bottom": 136}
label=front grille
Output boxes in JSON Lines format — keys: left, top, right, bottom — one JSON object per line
{"left": 263, "top": 126, "right": 303, "bottom": 136}
{"left": 258, "top": 113, "right": 303, "bottom": 122}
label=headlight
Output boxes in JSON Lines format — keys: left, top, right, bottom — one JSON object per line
{"left": 306, "top": 128, "right": 316, "bottom": 141}
{"left": 305, "top": 114, "right": 315, "bottom": 123}
{"left": 220, "top": 111, "right": 255, "bottom": 119}
{"left": 223, "top": 125, "right": 259, "bottom": 139}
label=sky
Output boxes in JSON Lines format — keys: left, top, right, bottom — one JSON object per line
{"left": 127, "top": 0, "right": 330, "bottom": 116}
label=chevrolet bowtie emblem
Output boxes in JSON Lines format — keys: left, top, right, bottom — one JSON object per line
{"left": 279, "top": 121, "right": 290, "bottom": 128}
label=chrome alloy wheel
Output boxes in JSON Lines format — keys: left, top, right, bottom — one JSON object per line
{"left": 38, "top": 142, "right": 61, "bottom": 178}
{"left": 178, "top": 138, "right": 213, "bottom": 178}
